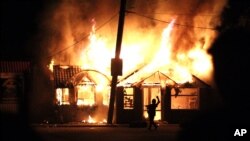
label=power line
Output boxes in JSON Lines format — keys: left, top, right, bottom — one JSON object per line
{"left": 47, "top": 10, "right": 217, "bottom": 59}
{"left": 147, "top": 12, "right": 220, "bottom": 17}
{"left": 126, "top": 10, "right": 217, "bottom": 30}
{"left": 47, "top": 13, "right": 119, "bottom": 58}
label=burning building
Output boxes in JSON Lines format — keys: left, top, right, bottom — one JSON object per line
{"left": 40, "top": 0, "right": 227, "bottom": 124}
{"left": 116, "top": 71, "right": 212, "bottom": 124}
{"left": 52, "top": 65, "right": 110, "bottom": 123}
{"left": 51, "top": 64, "right": 211, "bottom": 124}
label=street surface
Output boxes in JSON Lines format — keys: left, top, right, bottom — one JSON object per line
{"left": 32, "top": 123, "right": 181, "bottom": 141}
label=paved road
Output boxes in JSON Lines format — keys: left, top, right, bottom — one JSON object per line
{"left": 32, "top": 123, "right": 181, "bottom": 141}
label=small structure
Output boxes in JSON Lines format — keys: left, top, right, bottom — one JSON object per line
{"left": 52, "top": 65, "right": 110, "bottom": 123}
{"left": 115, "top": 71, "right": 212, "bottom": 124}
{"left": 0, "top": 61, "right": 31, "bottom": 114}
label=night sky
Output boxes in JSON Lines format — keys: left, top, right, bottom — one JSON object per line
{"left": 0, "top": 0, "right": 45, "bottom": 60}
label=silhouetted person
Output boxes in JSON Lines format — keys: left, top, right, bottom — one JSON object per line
{"left": 146, "top": 96, "right": 160, "bottom": 130}
{"left": 177, "top": 27, "right": 250, "bottom": 141}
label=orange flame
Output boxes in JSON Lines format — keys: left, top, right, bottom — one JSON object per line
{"left": 49, "top": 18, "right": 213, "bottom": 85}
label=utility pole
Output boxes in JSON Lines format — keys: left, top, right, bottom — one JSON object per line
{"left": 107, "top": 0, "right": 127, "bottom": 124}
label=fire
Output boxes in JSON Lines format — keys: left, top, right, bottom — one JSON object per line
{"left": 188, "top": 47, "right": 213, "bottom": 77}
{"left": 76, "top": 84, "right": 95, "bottom": 106}
{"left": 80, "top": 19, "right": 112, "bottom": 74}
{"left": 82, "top": 115, "right": 96, "bottom": 124}
{"left": 45, "top": 0, "right": 229, "bottom": 87}
{"left": 44, "top": 0, "right": 228, "bottom": 124}
{"left": 115, "top": 19, "right": 200, "bottom": 85}
{"left": 87, "top": 115, "right": 96, "bottom": 123}
{"left": 48, "top": 59, "right": 54, "bottom": 72}
{"left": 49, "top": 17, "right": 214, "bottom": 84}
{"left": 151, "top": 19, "right": 175, "bottom": 67}
{"left": 81, "top": 115, "right": 107, "bottom": 124}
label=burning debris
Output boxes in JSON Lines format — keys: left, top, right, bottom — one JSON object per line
{"left": 81, "top": 115, "right": 107, "bottom": 124}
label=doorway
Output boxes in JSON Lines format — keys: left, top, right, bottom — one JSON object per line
{"left": 143, "top": 86, "right": 161, "bottom": 120}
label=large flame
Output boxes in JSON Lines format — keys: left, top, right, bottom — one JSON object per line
{"left": 80, "top": 19, "right": 113, "bottom": 74}
{"left": 46, "top": 0, "right": 227, "bottom": 86}
{"left": 49, "top": 18, "right": 213, "bottom": 84}
{"left": 46, "top": 0, "right": 226, "bottom": 123}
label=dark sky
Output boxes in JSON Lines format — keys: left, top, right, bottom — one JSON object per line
{"left": 0, "top": 0, "right": 45, "bottom": 60}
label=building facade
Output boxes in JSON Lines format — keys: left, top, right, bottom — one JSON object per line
{"left": 0, "top": 61, "right": 31, "bottom": 115}
{"left": 51, "top": 65, "right": 212, "bottom": 124}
